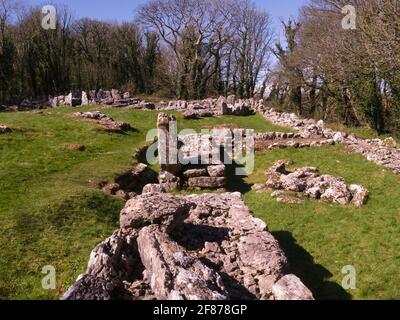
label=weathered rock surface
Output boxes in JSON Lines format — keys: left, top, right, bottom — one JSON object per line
{"left": 120, "top": 193, "right": 192, "bottom": 232}
{"left": 159, "top": 171, "right": 181, "bottom": 191}
{"left": 62, "top": 274, "right": 113, "bottom": 300}
{"left": 349, "top": 184, "right": 369, "bottom": 207}
{"left": 156, "top": 113, "right": 231, "bottom": 190}
{"left": 86, "top": 228, "right": 141, "bottom": 283}
{"left": 63, "top": 191, "right": 313, "bottom": 300}
{"left": 265, "top": 161, "right": 368, "bottom": 206}
{"left": 272, "top": 274, "right": 314, "bottom": 300}
{"left": 142, "top": 183, "right": 165, "bottom": 195}
{"left": 138, "top": 225, "right": 228, "bottom": 300}
{"left": 157, "top": 95, "right": 256, "bottom": 118}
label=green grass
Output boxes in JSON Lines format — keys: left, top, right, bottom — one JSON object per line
{"left": 1, "top": 106, "right": 399, "bottom": 300}
{"left": 243, "top": 146, "right": 400, "bottom": 300}
{"left": 327, "top": 122, "right": 394, "bottom": 140}
{"left": 0, "top": 106, "right": 283, "bottom": 299}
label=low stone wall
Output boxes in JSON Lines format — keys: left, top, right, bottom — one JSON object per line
{"left": 156, "top": 96, "right": 260, "bottom": 118}
{"left": 62, "top": 190, "right": 314, "bottom": 300}
{"left": 259, "top": 106, "right": 400, "bottom": 175}
{"left": 0, "top": 89, "right": 154, "bottom": 111}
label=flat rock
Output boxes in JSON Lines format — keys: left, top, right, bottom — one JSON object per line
{"left": 120, "top": 193, "right": 192, "bottom": 233}
{"left": 272, "top": 274, "right": 314, "bottom": 300}
{"left": 188, "top": 177, "right": 226, "bottom": 189}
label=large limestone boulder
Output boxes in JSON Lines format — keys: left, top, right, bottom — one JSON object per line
{"left": 120, "top": 193, "right": 192, "bottom": 233}
{"left": 138, "top": 225, "right": 228, "bottom": 300}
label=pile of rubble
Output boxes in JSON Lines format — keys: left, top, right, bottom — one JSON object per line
{"left": 256, "top": 161, "right": 368, "bottom": 206}
{"left": 73, "top": 111, "right": 132, "bottom": 132}
{"left": 156, "top": 99, "right": 217, "bottom": 119}
{"left": 0, "top": 125, "right": 12, "bottom": 134}
{"left": 254, "top": 132, "right": 335, "bottom": 151}
{"left": 62, "top": 190, "right": 314, "bottom": 300}
{"left": 345, "top": 137, "right": 400, "bottom": 175}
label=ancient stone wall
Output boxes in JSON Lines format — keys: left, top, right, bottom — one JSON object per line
{"left": 258, "top": 105, "right": 400, "bottom": 175}
{"left": 62, "top": 190, "right": 314, "bottom": 300}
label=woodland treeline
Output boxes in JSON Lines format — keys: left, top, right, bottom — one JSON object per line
{"left": 0, "top": 0, "right": 273, "bottom": 102}
{"left": 1, "top": 0, "right": 400, "bottom": 135}
{"left": 272, "top": 0, "right": 400, "bottom": 135}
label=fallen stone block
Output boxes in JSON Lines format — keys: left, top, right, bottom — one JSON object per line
{"left": 188, "top": 177, "right": 226, "bottom": 189}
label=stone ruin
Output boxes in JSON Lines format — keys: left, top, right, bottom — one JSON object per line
{"left": 73, "top": 111, "right": 132, "bottom": 132}
{"left": 157, "top": 113, "right": 228, "bottom": 191}
{"left": 0, "top": 89, "right": 155, "bottom": 111}
{"left": 155, "top": 95, "right": 258, "bottom": 119}
{"left": 62, "top": 190, "right": 314, "bottom": 300}
{"left": 52, "top": 89, "right": 155, "bottom": 109}
{"left": 254, "top": 131, "right": 335, "bottom": 152}
{"left": 258, "top": 106, "right": 400, "bottom": 176}
{"left": 156, "top": 113, "right": 255, "bottom": 191}
{"left": 64, "top": 112, "right": 315, "bottom": 300}
{"left": 254, "top": 160, "right": 369, "bottom": 207}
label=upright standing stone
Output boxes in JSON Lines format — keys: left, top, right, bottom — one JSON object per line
{"left": 81, "top": 91, "right": 89, "bottom": 105}
{"left": 65, "top": 93, "right": 73, "bottom": 106}
{"left": 157, "top": 113, "right": 180, "bottom": 175}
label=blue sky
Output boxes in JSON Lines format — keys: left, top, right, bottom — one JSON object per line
{"left": 26, "top": 0, "right": 309, "bottom": 27}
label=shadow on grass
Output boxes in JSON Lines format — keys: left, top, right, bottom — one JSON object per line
{"left": 272, "top": 231, "right": 352, "bottom": 300}
{"left": 222, "top": 148, "right": 253, "bottom": 193}
{"left": 225, "top": 162, "right": 252, "bottom": 193}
